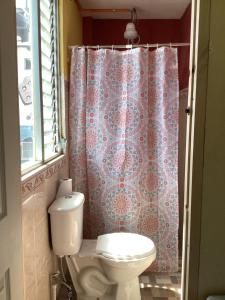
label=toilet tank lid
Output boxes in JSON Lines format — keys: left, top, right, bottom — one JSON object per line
{"left": 48, "top": 192, "right": 85, "bottom": 214}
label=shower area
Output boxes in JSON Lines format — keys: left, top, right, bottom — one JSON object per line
{"left": 67, "top": 2, "right": 191, "bottom": 298}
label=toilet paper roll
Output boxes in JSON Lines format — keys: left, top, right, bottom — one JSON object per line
{"left": 56, "top": 178, "right": 72, "bottom": 198}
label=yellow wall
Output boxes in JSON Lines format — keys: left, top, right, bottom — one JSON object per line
{"left": 188, "top": 1, "right": 225, "bottom": 298}
{"left": 59, "top": 0, "right": 82, "bottom": 80}
{"left": 197, "top": 0, "right": 225, "bottom": 298}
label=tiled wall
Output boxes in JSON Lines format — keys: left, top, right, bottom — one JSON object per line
{"left": 21, "top": 79, "right": 70, "bottom": 300}
{"left": 22, "top": 157, "right": 69, "bottom": 300}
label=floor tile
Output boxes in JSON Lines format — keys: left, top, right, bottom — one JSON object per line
{"left": 170, "top": 276, "right": 179, "bottom": 284}
{"left": 155, "top": 276, "right": 172, "bottom": 284}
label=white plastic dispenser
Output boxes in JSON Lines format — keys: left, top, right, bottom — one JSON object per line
{"left": 48, "top": 192, "right": 85, "bottom": 257}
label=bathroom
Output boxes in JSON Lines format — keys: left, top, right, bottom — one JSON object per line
{"left": 1, "top": 0, "right": 225, "bottom": 300}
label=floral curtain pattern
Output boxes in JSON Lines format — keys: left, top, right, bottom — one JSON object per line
{"left": 69, "top": 47, "right": 179, "bottom": 272}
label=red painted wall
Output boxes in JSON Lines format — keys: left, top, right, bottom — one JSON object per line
{"left": 179, "top": 4, "right": 192, "bottom": 90}
{"left": 83, "top": 4, "right": 191, "bottom": 90}
{"left": 83, "top": 18, "right": 181, "bottom": 45}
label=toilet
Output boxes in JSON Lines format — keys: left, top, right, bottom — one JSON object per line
{"left": 48, "top": 192, "right": 156, "bottom": 300}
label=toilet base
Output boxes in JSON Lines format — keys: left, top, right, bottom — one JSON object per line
{"left": 114, "top": 277, "right": 141, "bottom": 300}
{"left": 76, "top": 277, "right": 141, "bottom": 300}
{"left": 100, "top": 277, "right": 141, "bottom": 300}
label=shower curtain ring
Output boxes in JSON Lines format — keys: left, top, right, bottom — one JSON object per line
{"left": 112, "top": 45, "right": 114, "bottom": 51}
{"left": 98, "top": 45, "right": 100, "bottom": 50}
{"left": 157, "top": 43, "right": 159, "bottom": 49}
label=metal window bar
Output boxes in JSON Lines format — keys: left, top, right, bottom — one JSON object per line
{"left": 40, "top": 0, "right": 59, "bottom": 161}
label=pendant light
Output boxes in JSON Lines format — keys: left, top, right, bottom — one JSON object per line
{"left": 124, "top": 8, "right": 140, "bottom": 44}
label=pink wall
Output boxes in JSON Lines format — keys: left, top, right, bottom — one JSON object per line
{"left": 83, "top": 4, "right": 191, "bottom": 90}
{"left": 21, "top": 81, "right": 70, "bottom": 300}
{"left": 22, "top": 157, "right": 68, "bottom": 299}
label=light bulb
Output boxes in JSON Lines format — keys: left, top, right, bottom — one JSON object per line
{"left": 124, "top": 22, "right": 138, "bottom": 41}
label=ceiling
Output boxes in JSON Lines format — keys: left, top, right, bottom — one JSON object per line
{"left": 80, "top": 0, "right": 191, "bottom": 19}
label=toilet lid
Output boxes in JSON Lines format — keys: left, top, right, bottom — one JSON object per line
{"left": 96, "top": 232, "right": 156, "bottom": 261}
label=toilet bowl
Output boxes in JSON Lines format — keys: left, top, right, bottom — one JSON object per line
{"left": 49, "top": 193, "right": 156, "bottom": 300}
{"left": 96, "top": 232, "right": 156, "bottom": 300}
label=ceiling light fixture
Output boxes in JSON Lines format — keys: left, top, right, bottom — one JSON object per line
{"left": 124, "top": 8, "right": 140, "bottom": 44}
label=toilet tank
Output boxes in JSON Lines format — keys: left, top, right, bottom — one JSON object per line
{"left": 48, "top": 192, "right": 85, "bottom": 257}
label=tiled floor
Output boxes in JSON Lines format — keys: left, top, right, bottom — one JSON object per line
{"left": 141, "top": 287, "right": 179, "bottom": 300}
{"left": 58, "top": 271, "right": 181, "bottom": 299}
{"left": 140, "top": 271, "right": 181, "bottom": 299}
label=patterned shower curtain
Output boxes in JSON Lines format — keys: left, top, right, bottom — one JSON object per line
{"left": 69, "top": 47, "right": 179, "bottom": 272}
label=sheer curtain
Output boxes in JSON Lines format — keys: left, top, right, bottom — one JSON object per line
{"left": 69, "top": 47, "right": 179, "bottom": 272}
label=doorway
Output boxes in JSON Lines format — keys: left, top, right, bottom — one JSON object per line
{"left": 0, "top": 0, "right": 220, "bottom": 300}
{"left": 69, "top": 1, "right": 193, "bottom": 299}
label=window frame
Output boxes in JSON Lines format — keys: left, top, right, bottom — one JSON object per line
{"left": 19, "top": 0, "right": 62, "bottom": 176}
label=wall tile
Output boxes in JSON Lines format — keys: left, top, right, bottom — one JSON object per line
{"left": 22, "top": 156, "right": 69, "bottom": 300}
{"left": 33, "top": 191, "right": 48, "bottom": 226}
{"left": 36, "top": 274, "right": 51, "bottom": 300}
{"left": 24, "top": 282, "right": 37, "bottom": 300}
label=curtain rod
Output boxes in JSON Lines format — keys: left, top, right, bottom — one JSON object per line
{"left": 68, "top": 43, "right": 190, "bottom": 50}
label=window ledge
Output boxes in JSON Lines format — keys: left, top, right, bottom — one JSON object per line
{"left": 21, "top": 154, "right": 67, "bottom": 199}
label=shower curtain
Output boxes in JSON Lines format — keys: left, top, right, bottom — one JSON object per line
{"left": 69, "top": 47, "right": 179, "bottom": 272}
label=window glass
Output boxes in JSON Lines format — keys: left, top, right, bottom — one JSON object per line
{"left": 16, "top": 0, "right": 60, "bottom": 172}
{"left": 16, "top": 0, "right": 37, "bottom": 168}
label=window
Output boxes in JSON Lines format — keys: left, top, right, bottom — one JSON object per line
{"left": 16, "top": 0, "right": 61, "bottom": 173}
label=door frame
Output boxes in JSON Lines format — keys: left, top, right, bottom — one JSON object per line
{"left": 0, "top": 0, "right": 213, "bottom": 299}
{"left": 182, "top": 0, "right": 211, "bottom": 299}
{"left": 0, "top": 1, "right": 23, "bottom": 299}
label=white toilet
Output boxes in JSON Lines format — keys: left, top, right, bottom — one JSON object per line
{"left": 48, "top": 192, "right": 156, "bottom": 300}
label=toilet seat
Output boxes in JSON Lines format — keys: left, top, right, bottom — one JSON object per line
{"left": 78, "top": 233, "right": 156, "bottom": 262}
{"left": 96, "top": 232, "right": 156, "bottom": 261}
